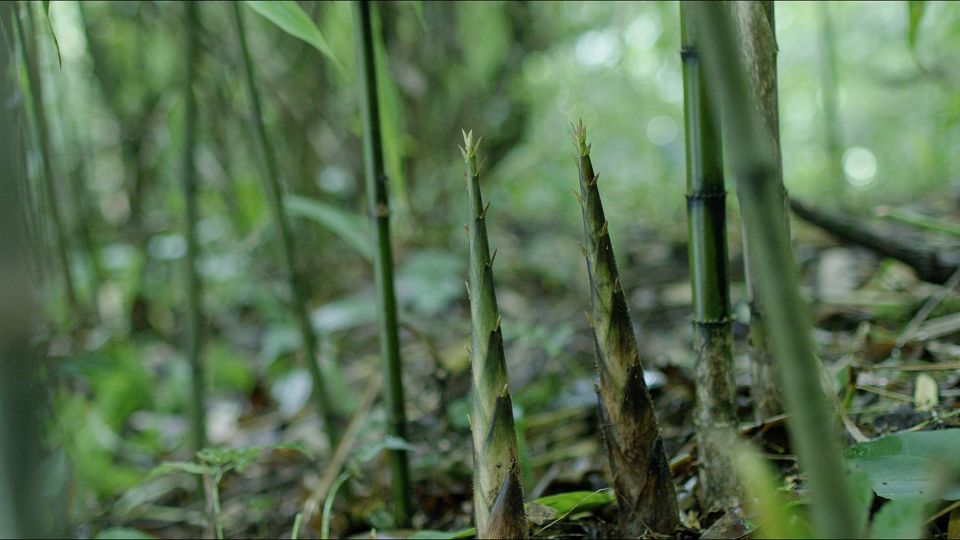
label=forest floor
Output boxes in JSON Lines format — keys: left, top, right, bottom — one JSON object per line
{"left": 78, "top": 196, "right": 960, "bottom": 539}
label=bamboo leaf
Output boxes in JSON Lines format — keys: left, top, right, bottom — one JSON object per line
{"left": 844, "top": 429, "right": 960, "bottom": 500}
{"left": 529, "top": 490, "right": 615, "bottom": 516}
{"left": 244, "top": 1, "right": 343, "bottom": 73}
{"left": 148, "top": 461, "right": 218, "bottom": 478}
{"left": 38, "top": 1, "right": 61, "bottom": 67}
{"left": 283, "top": 194, "right": 374, "bottom": 262}
{"left": 907, "top": 1, "right": 927, "bottom": 48}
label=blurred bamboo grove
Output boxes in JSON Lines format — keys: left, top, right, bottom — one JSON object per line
{"left": 4, "top": 0, "right": 960, "bottom": 538}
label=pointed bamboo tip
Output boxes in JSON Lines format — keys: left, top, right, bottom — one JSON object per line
{"left": 461, "top": 129, "right": 481, "bottom": 159}
{"left": 571, "top": 118, "right": 590, "bottom": 157}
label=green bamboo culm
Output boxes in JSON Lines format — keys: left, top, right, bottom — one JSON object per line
{"left": 0, "top": 3, "right": 45, "bottom": 535}
{"left": 15, "top": 1, "right": 80, "bottom": 322}
{"left": 232, "top": 4, "right": 340, "bottom": 447}
{"left": 573, "top": 122, "right": 679, "bottom": 536}
{"left": 679, "top": 3, "right": 740, "bottom": 511}
{"left": 352, "top": 0, "right": 413, "bottom": 526}
{"left": 180, "top": 0, "right": 206, "bottom": 454}
{"left": 730, "top": 0, "right": 787, "bottom": 422}
{"left": 461, "top": 131, "right": 527, "bottom": 539}
{"left": 689, "top": 3, "right": 859, "bottom": 538}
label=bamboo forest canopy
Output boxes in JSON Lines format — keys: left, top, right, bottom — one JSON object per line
{"left": 6, "top": 0, "right": 960, "bottom": 539}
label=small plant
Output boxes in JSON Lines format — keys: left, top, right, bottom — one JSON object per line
{"left": 461, "top": 131, "right": 527, "bottom": 539}
{"left": 150, "top": 444, "right": 312, "bottom": 540}
{"left": 573, "top": 121, "right": 679, "bottom": 535}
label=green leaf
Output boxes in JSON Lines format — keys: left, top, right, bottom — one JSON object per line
{"left": 244, "top": 1, "right": 344, "bottom": 73}
{"left": 284, "top": 194, "right": 374, "bottom": 261}
{"left": 844, "top": 429, "right": 960, "bottom": 500}
{"left": 907, "top": 1, "right": 927, "bottom": 48}
{"left": 529, "top": 490, "right": 615, "bottom": 516}
{"left": 38, "top": 1, "right": 61, "bottom": 67}
{"left": 870, "top": 498, "right": 927, "bottom": 539}
{"left": 95, "top": 527, "right": 157, "bottom": 540}
{"left": 149, "top": 461, "right": 218, "bottom": 478}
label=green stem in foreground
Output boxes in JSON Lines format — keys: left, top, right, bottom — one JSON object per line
{"left": 233, "top": 3, "right": 339, "bottom": 447}
{"left": 352, "top": 0, "right": 412, "bottom": 526}
{"left": 16, "top": 1, "right": 80, "bottom": 321}
{"left": 691, "top": 3, "right": 859, "bottom": 538}
{"left": 679, "top": 4, "right": 739, "bottom": 511}
{"left": 0, "top": 3, "right": 45, "bottom": 535}
{"left": 573, "top": 122, "right": 679, "bottom": 535}
{"left": 730, "top": 0, "right": 786, "bottom": 422}
{"left": 462, "top": 132, "right": 527, "bottom": 539}
{"left": 181, "top": 0, "right": 206, "bottom": 455}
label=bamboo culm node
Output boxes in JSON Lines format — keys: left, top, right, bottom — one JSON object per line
{"left": 573, "top": 120, "right": 679, "bottom": 536}
{"left": 461, "top": 130, "right": 527, "bottom": 539}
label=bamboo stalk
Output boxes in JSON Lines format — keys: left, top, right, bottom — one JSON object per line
{"left": 679, "top": 3, "right": 739, "bottom": 511}
{"left": 817, "top": 2, "right": 844, "bottom": 191}
{"left": 15, "top": 1, "right": 80, "bottom": 322}
{"left": 730, "top": 0, "right": 786, "bottom": 422}
{"left": 232, "top": 3, "right": 340, "bottom": 447}
{"left": 181, "top": 1, "right": 206, "bottom": 454}
{"left": 0, "top": 3, "right": 44, "bottom": 535}
{"left": 352, "top": 0, "right": 413, "bottom": 526}
{"left": 573, "top": 122, "right": 679, "bottom": 534}
{"left": 690, "top": 3, "right": 859, "bottom": 537}
{"left": 461, "top": 131, "right": 527, "bottom": 539}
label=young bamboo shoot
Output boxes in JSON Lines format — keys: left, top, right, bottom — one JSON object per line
{"left": 462, "top": 131, "right": 527, "bottom": 539}
{"left": 574, "top": 122, "right": 679, "bottom": 534}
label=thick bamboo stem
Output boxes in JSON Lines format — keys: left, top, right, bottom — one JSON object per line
{"left": 690, "top": 3, "right": 859, "bottom": 537}
{"left": 16, "top": 2, "right": 80, "bottom": 321}
{"left": 181, "top": 1, "right": 206, "bottom": 454}
{"left": 731, "top": 0, "right": 786, "bottom": 421}
{"left": 573, "top": 122, "right": 679, "bottom": 534}
{"left": 679, "top": 4, "right": 739, "bottom": 511}
{"left": 462, "top": 132, "right": 527, "bottom": 539}
{"left": 352, "top": 0, "right": 413, "bottom": 526}
{"left": 232, "top": 3, "right": 340, "bottom": 447}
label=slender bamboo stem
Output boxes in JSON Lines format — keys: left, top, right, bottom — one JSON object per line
{"left": 679, "top": 4, "right": 739, "bottom": 511}
{"left": 461, "top": 132, "right": 527, "bottom": 539}
{"left": 573, "top": 122, "right": 679, "bottom": 534}
{"left": 817, "top": 2, "right": 844, "bottom": 191}
{"left": 16, "top": 1, "right": 80, "bottom": 322}
{"left": 730, "top": 0, "right": 786, "bottom": 422}
{"left": 690, "top": 3, "right": 859, "bottom": 537}
{"left": 232, "top": 3, "right": 340, "bottom": 447}
{"left": 0, "top": 4, "right": 44, "bottom": 535}
{"left": 352, "top": 0, "right": 413, "bottom": 526}
{"left": 181, "top": 1, "right": 206, "bottom": 454}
